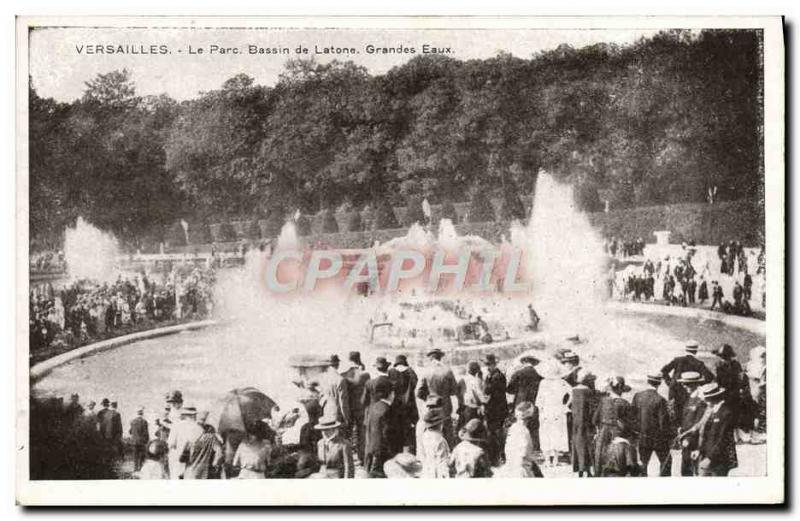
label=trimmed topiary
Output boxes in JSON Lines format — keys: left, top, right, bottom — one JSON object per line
{"left": 468, "top": 188, "right": 496, "bottom": 223}
{"left": 373, "top": 198, "right": 399, "bottom": 230}
{"left": 166, "top": 220, "right": 188, "bottom": 247}
{"left": 439, "top": 199, "right": 458, "bottom": 223}
{"left": 347, "top": 211, "right": 363, "bottom": 232}
{"left": 321, "top": 208, "right": 339, "bottom": 233}
{"left": 295, "top": 214, "right": 312, "bottom": 236}
{"left": 217, "top": 222, "right": 238, "bottom": 242}
{"left": 403, "top": 195, "right": 425, "bottom": 227}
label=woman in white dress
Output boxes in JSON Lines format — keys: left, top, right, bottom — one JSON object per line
{"left": 537, "top": 375, "right": 571, "bottom": 467}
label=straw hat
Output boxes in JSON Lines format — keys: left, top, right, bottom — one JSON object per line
{"left": 383, "top": 452, "right": 423, "bottom": 479}
{"left": 514, "top": 401, "right": 534, "bottom": 420}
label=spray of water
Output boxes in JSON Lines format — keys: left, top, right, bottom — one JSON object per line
{"left": 63, "top": 217, "right": 120, "bottom": 282}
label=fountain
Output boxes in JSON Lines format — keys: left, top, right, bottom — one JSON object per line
{"left": 63, "top": 217, "right": 120, "bottom": 282}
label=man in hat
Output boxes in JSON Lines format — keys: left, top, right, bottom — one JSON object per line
{"left": 101, "top": 401, "right": 123, "bottom": 457}
{"left": 129, "top": 406, "right": 150, "bottom": 472}
{"left": 631, "top": 374, "right": 672, "bottom": 476}
{"left": 364, "top": 378, "right": 396, "bottom": 478}
{"left": 363, "top": 356, "right": 394, "bottom": 417}
{"left": 314, "top": 414, "right": 355, "bottom": 479}
{"left": 167, "top": 405, "right": 203, "bottom": 479}
{"left": 417, "top": 348, "right": 459, "bottom": 448}
{"left": 482, "top": 354, "right": 508, "bottom": 466}
{"left": 392, "top": 355, "right": 419, "bottom": 454}
{"left": 675, "top": 371, "right": 707, "bottom": 476}
{"left": 507, "top": 355, "right": 544, "bottom": 450}
{"left": 346, "top": 351, "right": 370, "bottom": 463}
{"left": 319, "top": 356, "right": 352, "bottom": 436}
{"left": 97, "top": 398, "right": 111, "bottom": 428}
{"left": 660, "top": 341, "right": 714, "bottom": 421}
{"left": 165, "top": 390, "right": 184, "bottom": 423}
{"left": 696, "top": 382, "right": 738, "bottom": 476}
{"left": 712, "top": 344, "right": 751, "bottom": 436}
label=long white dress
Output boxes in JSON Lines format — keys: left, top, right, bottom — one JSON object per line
{"left": 499, "top": 422, "right": 539, "bottom": 477}
{"left": 538, "top": 378, "right": 571, "bottom": 453}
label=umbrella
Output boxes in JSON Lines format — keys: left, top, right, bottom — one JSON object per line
{"left": 217, "top": 387, "right": 277, "bottom": 436}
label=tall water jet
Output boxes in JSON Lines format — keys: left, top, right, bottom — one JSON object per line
{"left": 522, "top": 171, "right": 606, "bottom": 325}
{"left": 63, "top": 217, "right": 120, "bottom": 282}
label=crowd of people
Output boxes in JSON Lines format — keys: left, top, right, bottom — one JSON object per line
{"left": 35, "top": 337, "right": 766, "bottom": 480}
{"left": 611, "top": 240, "right": 765, "bottom": 316}
{"left": 605, "top": 237, "right": 646, "bottom": 258}
{"left": 30, "top": 250, "right": 67, "bottom": 273}
{"left": 29, "top": 265, "right": 216, "bottom": 357}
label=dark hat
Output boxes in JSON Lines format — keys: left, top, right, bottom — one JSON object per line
{"left": 180, "top": 406, "right": 198, "bottom": 416}
{"left": 330, "top": 354, "right": 340, "bottom": 365}
{"left": 467, "top": 360, "right": 481, "bottom": 374}
{"left": 165, "top": 390, "right": 183, "bottom": 403}
{"left": 146, "top": 439, "right": 168, "bottom": 458}
{"left": 519, "top": 355, "right": 540, "bottom": 366}
{"left": 101, "top": 398, "right": 110, "bottom": 407}
{"left": 701, "top": 382, "right": 726, "bottom": 400}
{"left": 424, "top": 394, "right": 443, "bottom": 409}
{"left": 608, "top": 376, "right": 632, "bottom": 394}
{"left": 482, "top": 354, "right": 499, "bottom": 365}
{"left": 349, "top": 351, "right": 363, "bottom": 364}
{"left": 646, "top": 374, "right": 663, "bottom": 385}
{"left": 459, "top": 418, "right": 487, "bottom": 443}
{"left": 677, "top": 371, "right": 704, "bottom": 384}
{"left": 514, "top": 401, "right": 535, "bottom": 419}
{"left": 713, "top": 344, "right": 736, "bottom": 360}
{"left": 685, "top": 340, "right": 699, "bottom": 352}
{"left": 394, "top": 355, "right": 409, "bottom": 367}
{"left": 562, "top": 350, "right": 580, "bottom": 363}
{"left": 427, "top": 347, "right": 445, "bottom": 358}
{"left": 111, "top": 401, "right": 118, "bottom": 408}
{"left": 373, "top": 356, "right": 390, "bottom": 370}
{"left": 423, "top": 409, "right": 446, "bottom": 427}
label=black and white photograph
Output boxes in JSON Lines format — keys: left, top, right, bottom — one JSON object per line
{"left": 15, "top": 16, "right": 785, "bottom": 505}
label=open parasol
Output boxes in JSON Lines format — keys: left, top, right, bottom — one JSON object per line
{"left": 217, "top": 387, "right": 277, "bottom": 436}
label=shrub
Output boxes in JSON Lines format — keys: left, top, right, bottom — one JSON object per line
{"left": 321, "top": 208, "right": 339, "bottom": 233}
{"left": 217, "top": 223, "right": 238, "bottom": 242}
{"left": 165, "top": 220, "right": 187, "bottom": 247}
{"left": 247, "top": 220, "right": 262, "bottom": 240}
{"left": 439, "top": 199, "right": 458, "bottom": 223}
{"left": 373, "top": 198, "right": 399, "bottom": 230}
{"left": 264, "top": 211, "right": 285, "bottom": 238}
{"left": 468, "top": 188, "right": 496, "bottom": 223}
{"left": 189, "top": 221, "right": 214, "bottom": 244}
{"left": 403, "top": 195, "right": 426, "bottom": 227}
{"left": 347, "top": 211, "right": 363, "bottom": 232}
{"left": 499, "top": 188, "right": 526, "bottom": 221}
{"left": 295, "top": 214, "right": 312, "bottom": 236}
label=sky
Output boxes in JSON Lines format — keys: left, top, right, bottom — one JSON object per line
{"left": 29, "top": 26, "right": 663, "bottom": 102}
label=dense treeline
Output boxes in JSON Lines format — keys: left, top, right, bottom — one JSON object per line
{"left": 29, "top": 29, "right": 763, "bottom": 249}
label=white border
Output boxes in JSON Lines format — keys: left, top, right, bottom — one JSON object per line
{"left": 15, "top": 15, "right": 785, "bottom": 506}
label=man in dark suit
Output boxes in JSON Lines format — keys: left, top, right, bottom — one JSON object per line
{"left": 482, "top": 354, "right": 508, "bottom": 466}
{"left": 676, "top": 372, "right": 708, "bottom": 476}
{"left": 660, "top": 341, "right": 714, "bottom": 421}
{"left": 129, "top": 406, "right": 150, "bottom": 471}
{"left": 507, "top": 355, "right": 543, "bottom": 450}
{"left": 631, "top": 374, "right": 672, "bottom": 476}
{"left": 392, "top": 355, "right": 419, "bottom": 454}
{"left": 697, "top": 382, "right": 738, "bottom": 476}
{"left": 101, "top": 400, "right": 123, "bottom": 458}
{"left": 347, "top": 351, "right": 370, "bottom": 464}
{"left": 362, "top": 356, "right": 394, "bottom": 415}
{"left": 416, "top": 348, "right": 459, "bottom": 447}
{"left": 364, "top": 378, "right": 396, "bottom": 478}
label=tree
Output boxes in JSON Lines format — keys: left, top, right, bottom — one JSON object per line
{"left": 347, "top": 211, "right": 363, "bottom": 232}
{"left": 439, "top": 199, "right": 458, "bottom": 223}
{"left": 295, "top": 214, "right": 312, "bottom": 236}
{"left": 264, "top": 210, "right": 285, "bottom": 238}
{"left": 373, "top": 199, "right": 399, "bottom": 230}
{"left": 321, "top": 208, "right": 340, "bottom": 233}
{"left": 468, "top": 188, "right": 496, "bottom": 223}
{"left": 189, "top": 221, "right": 214, "bottom": 244}
{"left": 217, "top": 223, "right": 238, "bottom": 242}
{"left": 165, "top": 221, "right": 187, "bottom": 247}
{"left": 248, "top": 220, "right": 263, "bottom": 240}
{"left": 499, "top": 185, "right": 526, "bottom": 221}
{"left": 403, "top": 194, "right": 426, "bottom": 227}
